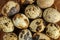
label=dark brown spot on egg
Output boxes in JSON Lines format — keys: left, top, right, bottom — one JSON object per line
{"left": 14, "top": 35, "right": 16, "bottom": 37}
{"left": 11, "top": 33, "right": 13, "bottom": 35}
{"left": 22, "top": 31, "right": 25, "bottom": 34}
{"left": 53, "top": 29, "right": 56, "bottom": 31}
{"left": 36, "top": 22, "right": 40, "bottom": 25}
{"left": 24, "top": 34, "right": 27, "bottom": 40}
{"left": 54, "top": 24, "right": 58, "bottom": 28}
{"left": 24, "top": 32, "right": 32, "bottom": 40}
{"left": 24, "top": 19, "right": 28, "bottom": 24}
{"left": 29, "top": 8, "right": 31, "bottom": 11}
{"left": 27, "top": 32, "right": 29, "bottom": 36}
{"left": 33, "top": 8, "right": 34, "bottom": 11}
{"left": 50, "top": 24, "right": 53, "bottom": 26}
{"left": 28, "top": 13, "right": 31, "bottom": 17}
{"left": 54, "top": 24, "right": 57, "bottom": 27}
{"left": 46, "top": 32, "right": 49, "bottom": 35}
{"left": 4, "top": 23, "right": 8, "bottom": 26}
{"left": 11, "top": 33, "right": 16, "bottom": 37}
{"left": 45, "top": 28, "right": 48, "bottom": 32}
{"left": 9, "top": 20, "right": 11, "bottom": 22}
{"left": 36, "top": 26, "right": 41, "bottom": 31}
{"left": 33, "top": 35, "right": 39, "bottom": 40}
{"left": 10, "top": 36, "right": 12, "bottom": 37}
{"left": 20, "top": 33, "right": 23, "bottom": 38}
{"left": 48, "top": 16, "right": 50, "bottom": 18}
{"left": 15, "top": 4, "right": 19, "bottom": 9}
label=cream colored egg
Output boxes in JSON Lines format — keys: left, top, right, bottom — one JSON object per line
{"left": 13, "top": 14, "right": 29, "bottom": 29}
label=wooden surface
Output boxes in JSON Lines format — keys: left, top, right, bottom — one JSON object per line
{"left": 0, "top": 0, "right": 60, "bottom": 40}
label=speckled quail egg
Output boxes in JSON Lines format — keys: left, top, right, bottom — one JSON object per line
{"left": 25, "top": 5, "right": 42, "bottom": 19}
{"left": 13, "top": 13, "right": 29, "bottom": 29}
{"left": 37, "top": 0, "right": 54, "bottom": 8}
{"left": 33, "top": 32, "right": 50, "bottom": 40}
{"left": 19, "top": 29, "right": 32, "bottom": 40}
{"left": 43, "top": 8, "right": 60, "bottom": 23}
{"left": 3, "top": 33, "right": 17, "bottom": 40}
{"left": 0, "top": 16, "right": 14, "bottom": 32}
{"left": 46, "top": 23, "right": 60, "bottom": 39}
{"left": 2, "top": 1, "right": 20, "bottom": 16}
{"left": 29, "top": 19, "right": 45, "bottom": 32}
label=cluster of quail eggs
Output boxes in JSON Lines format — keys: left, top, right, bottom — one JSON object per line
{"left": 0, "top": 0, "right": 60, "bottom": 40}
